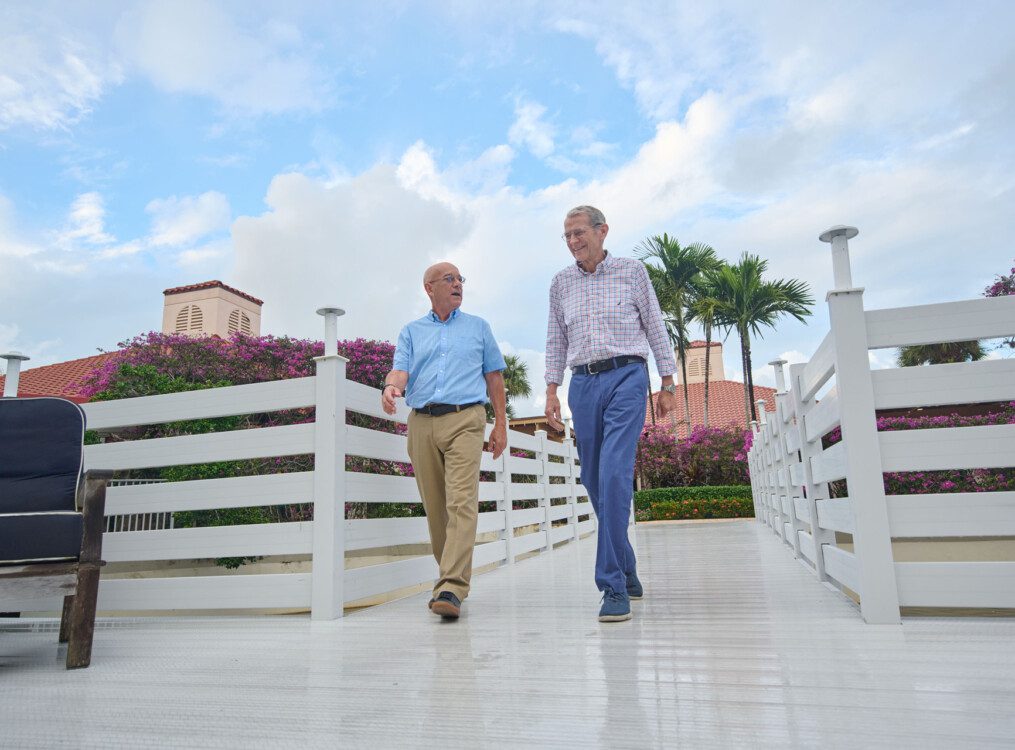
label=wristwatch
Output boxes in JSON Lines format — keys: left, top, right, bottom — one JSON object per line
{"left": 661, "top": 384, "right": 677, "bottom": 395}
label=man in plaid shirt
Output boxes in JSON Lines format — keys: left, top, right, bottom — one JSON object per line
{"left": 544, "top": 205, "right": 677, "bottom": 622}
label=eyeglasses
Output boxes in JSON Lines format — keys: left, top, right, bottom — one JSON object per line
{"left": 561, "top": 224, "right": 602, "bottom": 242}
{"left": 430, "top": 274, "right": 465, "bottom": 285}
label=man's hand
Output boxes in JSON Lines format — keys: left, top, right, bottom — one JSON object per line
{"left": 381, "top": 385, "right": 402, "bottom": 415}
{"left": 544, "top": 389, "right": 564, "bottom": 432}
{"left": 657, "top": 389, "right": 676, "bottom": 420}
{"left": 489, "top": 421, "right": 508, "bottom": 460}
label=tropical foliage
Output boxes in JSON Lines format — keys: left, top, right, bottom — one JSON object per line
{"left": 896, "top": 341, "right": 985, "bottom": 367}
{"left": 635, "top": 424, "right": 751, "bottom": 489}
{"left": 637, "top": 235, "right": 720, "bottom": 430}
{"left": 639, "top": 238, "right": 814, "bottom": 427}
{"left": 709, "top": 253, "right": 813, "bottom": 422}
{"left": 497, "top": 353, "right": 532, "bottom": 420}
{"left": 825, "top": 402, "right": 1015, "bottom": 496}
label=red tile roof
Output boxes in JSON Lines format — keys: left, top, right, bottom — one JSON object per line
{"left": 646, "top": 379, "right": 777, "bottom": 438}
{"left": 0, "top": 352, "right": 120, "bottom": 403}
{"left": 164, "top": 280, "right": 263, "bottom": 306}
{"left": 687, "top": 340, "right": 721, "bottom": 349}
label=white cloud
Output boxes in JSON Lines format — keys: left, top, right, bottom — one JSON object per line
{"left": 146, "top": 191, "right": 231, "bottom": 248}
{"left": 59, "top": 192, "right": 115, "bottom": 247}
{"left": 508, "top": 98, "right": 555, "bottom": 158}
{"left": 177, "top": 239, "right": 232, "bottom": 268}
{"left": 231, "top": 164, "right": 472, "bottom": 341}
{"left": 0, "top": 25, "right": 119, "bottom": 130}
{"left": 115, "top": 0, "right": 330, "bottom": 115}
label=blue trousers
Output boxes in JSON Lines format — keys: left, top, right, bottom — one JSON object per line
{"left": 568, "top": 362, "right": 648, "bottom": 594}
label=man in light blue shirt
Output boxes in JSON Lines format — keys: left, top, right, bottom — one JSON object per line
{"left": 381, "top": 262, "right": 506, "bottom": 620}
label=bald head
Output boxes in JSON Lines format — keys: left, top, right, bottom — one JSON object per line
{"left": 424, "top": 262, "right": 458, "bottom": 285}
{"left": 423, "top": 261, "right": 464, "bottom": 321}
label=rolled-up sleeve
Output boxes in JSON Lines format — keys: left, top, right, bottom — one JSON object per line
{"left": 634, "top": 263, "right": 677, "bottom": 376}
{"left": 544, "top": 279, "right": 567, "bottom": 385}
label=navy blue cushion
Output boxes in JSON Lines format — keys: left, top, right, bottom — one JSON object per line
{"left": 0, "top": 512, "right": 84, "bottom": 563}
{"left": 0, "top": 397, "right": 86, "bottom": 513}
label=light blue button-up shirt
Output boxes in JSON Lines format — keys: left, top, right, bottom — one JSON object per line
{"left": 393, "top": 309, "right": 506, "bottom": 409}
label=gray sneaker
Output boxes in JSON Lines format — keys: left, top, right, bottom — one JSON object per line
{"left": 627, "top": 573, "right": 643, "bottom": 600}
{"left": 598, "top": 587, "right": 632, "bottom": 622}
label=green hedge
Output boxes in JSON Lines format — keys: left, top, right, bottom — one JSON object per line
{"left": 644, "top": 497, "right": 754, "bottom": 521}
{"left": 634, "top": 485, "right": 752, "bottom": 511}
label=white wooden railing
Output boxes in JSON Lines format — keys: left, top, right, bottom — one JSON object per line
{"left": 748, "top": 225, "right": 1015, "bottom": 623}
{"left": 7, "top": 313, "right": 594, "bottom": 619}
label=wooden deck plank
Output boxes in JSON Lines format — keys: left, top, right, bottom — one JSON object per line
{"left": 2, "top": 520, "right": 1014, "bottom": 748}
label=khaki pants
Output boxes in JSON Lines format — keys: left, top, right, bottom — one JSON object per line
{"left": 407, "top": 405, "right": 486, "bottom": 601}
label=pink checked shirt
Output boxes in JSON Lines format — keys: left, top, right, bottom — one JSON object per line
{"left": 545, "top": 252, "right": 678, "bottom": 385}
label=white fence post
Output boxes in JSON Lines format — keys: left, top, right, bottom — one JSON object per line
{"left": 2, "top": 352, "right": 30, "bottom": 397}
{"left": 748, "top": 420, "right": 762, "bottom": 523}
{"left": 311, "top": 307, "right": 348, "bottom": 620}
{"left": 497, "top": 429, "right": 515, "bottom": 565}
{"left": 757, "top": 400, "right": 781, "bottom": 537}
{"left": 770, "top": 360, "right": 804, "bottom": 557}
{"left": 535, "top": 429, "right": 553, "bottom": 551}
{"left": 820, "top": 226, "right": 900, "bottom": 624}
{"left": 787, "top": 362, "right": 836, "bottom": 582}
{"left": 564, "top": 436, "right": 579, "bottom": 541}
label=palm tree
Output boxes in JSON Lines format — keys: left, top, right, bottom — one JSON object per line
{"left": 637, "top": 235, "right": 720, "bottom": 432}
{"left": 686, "top": 268, "right": 730, "bottom": 427}
{"left": 711, "top": 253, "right": 814, "bottom": 423}
{"left": 897, "top": 341, "right": 984, "bottom": 367}
{"left": 493, "top": 354, "right": 532, "bottom": 420}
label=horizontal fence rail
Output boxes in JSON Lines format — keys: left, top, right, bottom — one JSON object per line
{"left": 4, "top": 346, "right": 599, "bottom": 619}
{"left": 749, "top": 225, "right": 1015, "bottom": 623}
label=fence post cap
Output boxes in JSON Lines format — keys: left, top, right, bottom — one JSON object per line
{"left": 818, "top": 225, "right": 858, "bottom": 243}
{"left": 316, "top": 307, "right": 346, "bottom": 317}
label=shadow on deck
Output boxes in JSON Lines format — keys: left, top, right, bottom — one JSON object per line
{"left": 3, "top": 520, "right": 1014, "bottom": 748}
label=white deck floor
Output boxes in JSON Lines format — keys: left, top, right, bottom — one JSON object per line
{"left": 3, "top": 520, "right": 1014, "bottom": 749}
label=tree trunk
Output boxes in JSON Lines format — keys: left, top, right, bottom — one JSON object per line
{"left": 746, "top": 338, "right": 757, "bottom": 422}
{"left": 739, "top": 328, "right": 751, "bottom": 425}
{"left": 680, "top": 353, "right": 691, "bottom": 437}
{"left": 702, "top": 324, "right": 711, "bottom": 427}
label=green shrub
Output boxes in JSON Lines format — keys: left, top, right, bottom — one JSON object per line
{"left": 646, "top": 496, "right": 754, "bottom": 521}
{"left": 634, "top": 485, "right": 752, "bottom": 511}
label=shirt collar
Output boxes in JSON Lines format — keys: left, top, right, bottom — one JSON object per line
{"left": 576, "top": 249, "right": 612, "bottom": 275}
{"left": 428, "top": 308, "right": 460, "bottom": 324}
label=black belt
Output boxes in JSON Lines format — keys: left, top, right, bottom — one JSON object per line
{"left": 572, "top": 355, "right": 645, "bottom": 376}
{"left": 414, "top": 401, "right": 483, "bottom": 417}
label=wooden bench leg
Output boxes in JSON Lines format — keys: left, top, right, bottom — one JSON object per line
{"left": 59, "top": 595, "right": 75, "bottom": 643}
{"left": 66, "top": 567, "right": 100, "bottom": 669}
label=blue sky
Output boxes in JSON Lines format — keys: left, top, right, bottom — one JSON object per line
{"left": 2, "top": 1, "right": 1014, "bottom": 416}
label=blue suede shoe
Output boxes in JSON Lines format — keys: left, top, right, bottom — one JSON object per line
{"left": 598, "top": 587, "right": 632, "bottom": 622}
{"left": 626, "top": 573, "right": 643, "bottom": 600}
